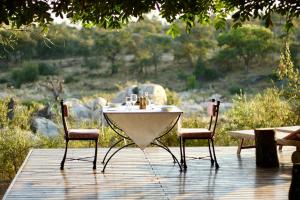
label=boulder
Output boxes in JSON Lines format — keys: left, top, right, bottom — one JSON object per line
{"left": 32, "top": 117, "right": 59, "bottom": 137}
{"left": 64, "top": 98, "right": 82, "bottom": 106}
{"left": 112, "top": 83, "right": 167, "bottom": 105}
{"left": 72, "top": 104, "right": 92, "bottom": 120}
{"left": 209, "top": 93, "right": 223, "bottom": 101}
{"left": 36, "top": 103, "right": 53, "bottom": 119}
{"left": 65, "top": 97, "right": 107, "bottom": 121}
{"left": 0, "top": 92, "right": 8, "bottom": 99}
{"left": 84, "top": 97, "right": 107, "bottom": 110}
{"left": 84, "top": 97, "right": 107, "bottom": 120}
{"left": 64, "top": 98, "right": 92, "bottom": 120}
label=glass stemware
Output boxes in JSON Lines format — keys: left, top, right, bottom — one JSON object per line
{"left": 131, "top": 94, "right": 138, "bottom": 107}
{"left": 125, "top": 96, "right": 131, "bottom": 110}
{"left": 144, "top": 92, "right": 151, "bottom": 105}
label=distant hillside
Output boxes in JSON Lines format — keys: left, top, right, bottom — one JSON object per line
{"left": 0, "top": 17, "right": 299, "bottom": 101}
{"left": 0, "top": 53, "right": 279, "bottom": 102}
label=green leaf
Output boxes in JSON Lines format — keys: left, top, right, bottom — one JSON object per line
{"left": 166, "top": 24, "right": 181, "bottom": 38}
{"left": 214, "top": 16, "right": 226, "bottom": 30}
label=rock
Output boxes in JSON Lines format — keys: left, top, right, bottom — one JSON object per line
{"left": 71, "top": 104, "right": 92, "bottom": 120}
{"left": 161, "top": 53, "right": 174, "bottom": 62}
{"left": 124, "top": 54, "right": 135, "bottom": 62}
{"left": 64, "top": 98, "right": 82, "bottom": 106}
{"left": 209, "top": 93, "right": 223, "bottom": 101}
{"left": 64, "top": 98, "right": 92, "bottom": 120}
{"left": 36, "top": 103, "right": 53, "bottom": 119}
{"left": 112, "top": 83, "right": 167, "bottom": 105}
{"left": 32, "top": 117, "right": 59, "bottom": 137}
{"left": 64, "top": 97, "right": 107, "bottom": 121}
{"left": 84, "top": 97, "right": 107, "bottom": 120}
{"left": 84, "top": 97, "right": 107, "bottom": 110}
{"left": 0, "top": 92, "right": 9, "bottom": 99}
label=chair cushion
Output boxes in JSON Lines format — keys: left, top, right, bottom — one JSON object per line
{"left": 68, "top": 129, "right": 99, "bottom": 139}
{"left": 179, "top": 128, "right": 213, "bottom": 139}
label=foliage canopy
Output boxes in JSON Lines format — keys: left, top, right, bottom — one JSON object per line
{"left": 1, "top": 0, "right": 300, "bottom": 30}
{"left": 217, "top": 25, "right": 277, "bottom": 72}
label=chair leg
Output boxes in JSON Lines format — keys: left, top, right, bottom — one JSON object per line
{"left": 208, "top": 139, "right": 214, "bottom": 165}
{"left": 179, "top": 137, "right": 184, "bottom": 164}
{"left": 211, "top": 139, "right": 219, "bottom": 169}
{"left": 278, "top": 145, "right": 283, "bottom": 152}
{"left": 182, "top": 138, "right": 187, "bottom": 169}
{"left": 60, "top": 140, "right": 68, "bottom": 170}
{"left": 93, "top": 139, "right": 98, "bottom": 170}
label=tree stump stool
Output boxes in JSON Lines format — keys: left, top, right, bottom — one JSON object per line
{"left": 255, "top": 128, "right": 279, "bottom": 168}
{"left": 289, "top": 150, "right": 300, "bottom": 200}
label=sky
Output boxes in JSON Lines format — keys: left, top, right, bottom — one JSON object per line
{"left": 53, "top": 10, "right": 168, "bottom": 28}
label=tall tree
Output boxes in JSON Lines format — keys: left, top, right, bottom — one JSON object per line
{"left": 95, "top": 30, "right": 130, "bottom": 75}
{"left": 143, "top": 33, "right": 171, "bottom": 75}
{"left": 173, "top": 24, "right": 216, "bottom": 68}
{"left": 216, "top": 25, "right": 278, "bottom": 72}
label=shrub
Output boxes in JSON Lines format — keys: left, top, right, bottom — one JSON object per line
{"left": 186, "top": 75, "right": 197, "bottom": 89}
{"left": 64, "top": 74, "right": 76, "bottom": 83}
{"left": 176, "top": 69, "right": 188, "bottom": 80}
{"left": 194, "top": 59, "right": 218, "bottom": 81}
{"left": 11, "top": 63, "right": 39, "bottom": 88}
{"left": 0, "top": 128, "right": 34, "bottom": 179}
{"left": 0, "top": 77, "right": 8, "bottom": 84}
{"left": 276, "top": 43, "right": 300, "bottom": 124}
{"left": 38, "top": 63, "right": 58, "bottom": 76}
{"left": 83, "top": 57, "right": 100, "bottom": 69}
{"left": 165, "top": 88, "right": 180, "bottom": 106}
{"left": 224, "top": 88, "right": 294, "bottom": 130}
{"left": 0, "top": 99, "right": 36, "bottom": 180}
{"left": 228, "top": 85, "right": 244, "bottom": 95}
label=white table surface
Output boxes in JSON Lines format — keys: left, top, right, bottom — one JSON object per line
{"left": 103, "top": 105, "right": 182, "bottom": 149}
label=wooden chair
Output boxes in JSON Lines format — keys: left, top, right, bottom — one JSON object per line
{"left": 179, "top": 99, "right": 220, "bottom": 169}
{"left": 277, "top": 128, "right": 300, "bottom": 151}
{"left": 60, "top": 99, "right": 99, "bottom": 170}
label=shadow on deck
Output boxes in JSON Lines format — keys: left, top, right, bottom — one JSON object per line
{"left": 3, "top": 147, "right": 296, "bottom": 199}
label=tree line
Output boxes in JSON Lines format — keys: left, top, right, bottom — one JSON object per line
{"left": 1, "top": 17, "right": 300, "bottom": 86}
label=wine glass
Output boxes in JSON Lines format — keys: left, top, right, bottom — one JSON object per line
{"left": 144, "top": 92, "right": 152, "bottom": 106}
{"left": 131, "top": 94, "right": 138, "bottom": 107}
{"left": 125, "top": 96, "right": 131, "bottom": 110}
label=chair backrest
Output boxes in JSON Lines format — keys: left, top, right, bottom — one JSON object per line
{"left": 60, "top": 99, "right": 69, "bottom": 139}
{"left": 207, "top": 99, "right": 220, "bottom": 136}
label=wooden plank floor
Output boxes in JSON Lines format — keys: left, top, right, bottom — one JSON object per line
{"left": 3, "top": 147, "right": 296, "bottom": 200}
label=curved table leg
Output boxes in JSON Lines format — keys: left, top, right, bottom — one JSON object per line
{"left": 151, "top": 142, "right": 182, "bottom": 172}
{"left": 155, "top": 139, "right": 177, "bottom": 163}
{"left": 102, "top": 138, "right": 124, "bottom": 164}
{"left": 102, "top": 142, "right": 135, "bottom": 173}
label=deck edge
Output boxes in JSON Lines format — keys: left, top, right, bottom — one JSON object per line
{"left": 3, "top": 149, "right": 33, "bottom": 200}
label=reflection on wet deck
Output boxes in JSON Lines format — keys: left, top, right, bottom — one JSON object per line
{"left": 4, "top": 147, "right": 296, "bottom": 199}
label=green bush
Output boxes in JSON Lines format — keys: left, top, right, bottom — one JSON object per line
{"left": 0, "top": 77, "right": 8, "bottom": 84}
{"left": 11, "top": 63, "right": 39, "bottom": 88}
{"left": 0, "top": 128, "right": 34, "bottom": 179}
{"left": 38, "top": 63, "right": 58, "bottom": 76}
{"left": 64, "top": 74, "right": 77, "bottom": 83}
{"left": 165, "top": 88, "right": 180, "bottom": 106}
{"left": 83, "top": 57, "right": 100, "bottom": 69}
{"left": 228, "top": 85, "right": 244, "bottom": 95}
{"left": 176, "top": 69, "right": 188, "bottom": 80}
{"left": 224, "top": 88, "right": 294, "bottom": 130}
{"left": 194, "top": 59, "right": 218, "bottom": 81}
{"left": 0, "top": 99, "right": 36, "bottom": 180}
{"left": 186, "top": 75, "right": 197, "bottom": 89}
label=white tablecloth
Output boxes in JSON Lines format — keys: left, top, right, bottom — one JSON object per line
{"left": 103, "top": 105, "right": 182, "bottom": 149}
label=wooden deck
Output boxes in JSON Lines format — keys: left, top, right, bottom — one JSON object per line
{"left": 3, "top": 146, "right": 296, "bottom": 200}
